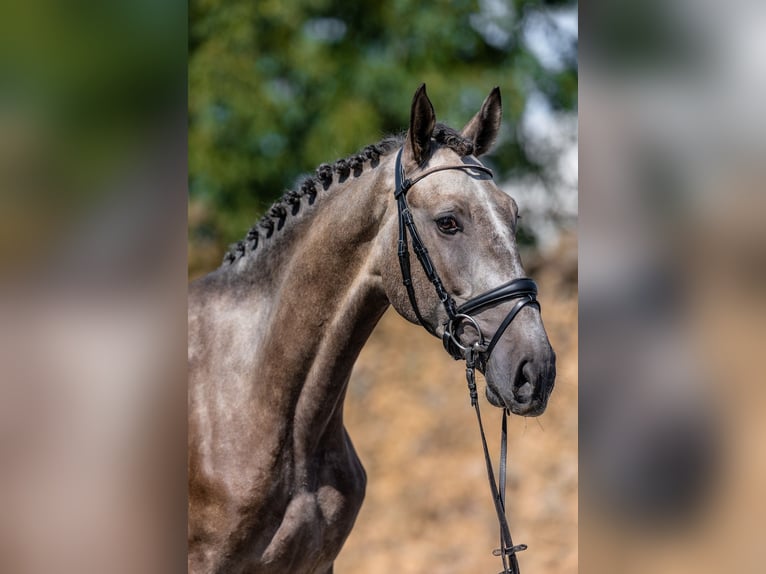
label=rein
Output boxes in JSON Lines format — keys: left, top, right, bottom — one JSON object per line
{"left": 394, "top": 147, "right": 540, "bottom": 574}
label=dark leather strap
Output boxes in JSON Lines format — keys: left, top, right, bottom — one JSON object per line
{"left": 457, "top": 278, "right": 538, "bottom": 316}
{"left": 466, "top": 350, "right": 527, "bottom": 574}
{"left": 499, "top": 412, "right": 510, "bottom": 571}
{"left": 395, "top": 158, "right": 494, "bottom": 199}
{"left": 396, "top": 196, "right": 435, "bottom": 334}
{"left": 393, "top": 146, "right": 533, "bottom": 573}
{"left": 395, "top": 148, "right": 491, "bottom": 333}
{"left": 483, "top": 298, "right": 540, "bottom": 361}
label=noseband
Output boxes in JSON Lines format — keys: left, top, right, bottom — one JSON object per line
{"left": 394, "top": 147, "right": 541, "bottom": 574}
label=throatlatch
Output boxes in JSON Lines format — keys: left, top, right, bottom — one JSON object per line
{"left": 393, "top": 147, "right": 541, "bottom": 574}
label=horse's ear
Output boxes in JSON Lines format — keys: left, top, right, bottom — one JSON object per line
{"left": 461, "top": 86, "right": 502, "bottom": 156}
{"left": 404, "top": 83, "right": 436, "bottom": 165}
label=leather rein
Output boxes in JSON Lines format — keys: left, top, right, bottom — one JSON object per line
{"left": 394, "top": 147, "right": 540, "bottom": 574}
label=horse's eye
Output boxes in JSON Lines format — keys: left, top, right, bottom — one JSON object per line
{"left": 435, "top": 215, "right": 461, "bottom": 235}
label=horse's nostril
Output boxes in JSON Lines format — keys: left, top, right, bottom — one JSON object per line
{"left": 513, "top": 360, "right": 536, "bottom": 391}
{"left": 513, "top": 381, "right": 534, "bottom": 403}
{"left": 509, "top": 360, "right": 533, "bottom": 403}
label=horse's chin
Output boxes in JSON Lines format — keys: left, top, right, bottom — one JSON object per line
{"left": 485, "top": 384, "right": 507, "bottom": 408}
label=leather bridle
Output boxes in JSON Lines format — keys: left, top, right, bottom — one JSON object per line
{"left": 394, "top": 147, "right": 541, "bottom": 574}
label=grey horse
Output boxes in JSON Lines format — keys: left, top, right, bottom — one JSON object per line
{"left": 188, "top": 85, "right": 555, "bottom": 573}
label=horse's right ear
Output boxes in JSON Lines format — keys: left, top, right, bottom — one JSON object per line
{"left": 404, "top": 84, "right": 436, "bottom": 166}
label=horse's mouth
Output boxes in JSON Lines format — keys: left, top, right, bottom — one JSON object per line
{"left": 485, "top": 382, "right": 548, "bottom": 417}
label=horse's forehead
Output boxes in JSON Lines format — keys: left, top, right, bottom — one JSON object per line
{"left": 417, "top": 165, "right": 514, "bottom": 216}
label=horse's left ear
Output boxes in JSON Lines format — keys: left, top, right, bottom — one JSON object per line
{"left": 404, "top": 83, "right": 436, "bottom": 166}
{"left": 461, "top": 87, "right": 502, "bottom": 156}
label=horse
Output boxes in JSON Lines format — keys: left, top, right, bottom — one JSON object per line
{"left": 188, "top": 84, "right": 556, "bottom": 574}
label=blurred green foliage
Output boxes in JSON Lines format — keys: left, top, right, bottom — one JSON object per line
{"left": 0, "top": 1, "right": 185, "bottom": 271}
{"left": 189, "top": 0, "right": 577, "bottom": 267}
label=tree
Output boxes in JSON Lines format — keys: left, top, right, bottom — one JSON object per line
{"left": 189, "top": 0, "right": 578, "bottom": 274}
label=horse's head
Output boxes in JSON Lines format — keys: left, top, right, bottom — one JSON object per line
{"left": 379, "top": 85, "right": 555, "bottom": 416}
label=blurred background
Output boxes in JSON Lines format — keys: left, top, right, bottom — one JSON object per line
{"left": 580, "top": 0, "right": 766, "bottom": 572}
{"left": 0, "top": 1, "right": 577, "bottom": 572}
{"left": 0, "top": 0, "right": 580, "bottom": 568}
{"left": 0, "top": 2, "right": 187, "bottom": 573}
{"left": 189, "top": 1, "right": 578, "bottom": 573}
{"left": 9, "top": 1, "right": 765, "bottom": 573}
{"left": 188, "top": 0, "right": 578, "bottom": 275}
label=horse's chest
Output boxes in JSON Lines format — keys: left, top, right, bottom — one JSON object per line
{"left": 234, "top": 441, "right": 367, "bottom": 574}
{"left": 243, "top": 464, "right": 365, "bottom": 573}
{"left": 260, "top": 487, "right": 357, "bottom": 570}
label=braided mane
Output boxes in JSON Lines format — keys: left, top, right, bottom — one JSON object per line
{"left": 222, "top": 124, "right": 474, "bottom": 265}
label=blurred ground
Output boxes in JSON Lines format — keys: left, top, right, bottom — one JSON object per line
{"left": 337, "top": 235, "right": 577, "bottom": 574}
{"left": 579, "top": 182, "right": 766, "bottom": 574}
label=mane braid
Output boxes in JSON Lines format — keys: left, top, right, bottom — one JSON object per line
{"left": 433, "top": 123, "right": 474, "bottom": 156}
{"left": 221, "top": 135, "right": 402, "bottom": 265}
{"left": 221, "top": 126, "right": 474, "bottom": 266}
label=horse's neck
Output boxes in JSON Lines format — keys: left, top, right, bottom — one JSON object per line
{"left": 198, "top": 161, "right": 394, "bottom": 470}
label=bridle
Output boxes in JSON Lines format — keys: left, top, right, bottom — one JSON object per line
{"left": 394, "top": 147, "right": 540, "bottom": 574}
{"left": 393, "top": 148, "right": 541, "bottom": 363}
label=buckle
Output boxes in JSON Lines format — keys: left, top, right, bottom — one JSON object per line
{"left": 492, "top": 544, "right": 527, "bottom": 557}
{"left": 444, "top": 313, "right": 484, "bottom": 356}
